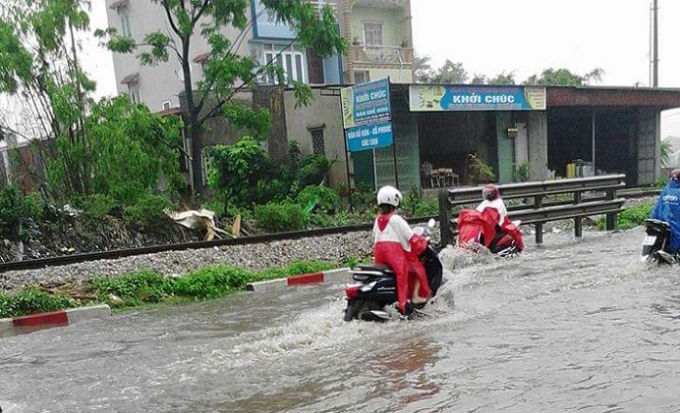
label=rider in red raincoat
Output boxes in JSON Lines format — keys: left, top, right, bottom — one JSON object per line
{"left": 458, "top": 184, "right": 524, "bottom": 252}
{"left": 373, "top": 186, "right": 431, "bottom": 315}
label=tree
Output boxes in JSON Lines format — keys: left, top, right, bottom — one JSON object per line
{"left": 432, "top": 59, "right": 468, "bottom": 84}
{"left": 488, "top": 71, "right": 516, "bottom": 85}
{"left": 0, "top": 0, "right": 183, "bottom": 203}
{"left": 97, "top": 0, "right": 346, "bottom": 195}
{"left": 525, "top": 68, "right": 605, "bottom": 86}
{"left": 414, "top": 53, "right": 434, "bottom": 83}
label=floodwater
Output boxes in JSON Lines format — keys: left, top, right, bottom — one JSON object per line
{"left": 2, "top": 227, "right": 680, "bottom": 413}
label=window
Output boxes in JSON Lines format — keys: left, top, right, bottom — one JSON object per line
{"left": 354, "top": 70, "right": 370, "bottom": 84}
{"left": 363, "top": 22, "right": 383, "bottom": 46}
{"left": 262, "top": 43, "right": 306, "bottom": 85}
{"left": 310, "top": 128, "right": 325, "bottom": 156}
{"left": 162, "top": 100, "right": 171, "bottom": 111}
{"left": 118, "top": 7, "right": 131, "bottom": 37}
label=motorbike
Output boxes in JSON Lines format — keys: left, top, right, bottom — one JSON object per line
{"left": 457, "top": 208, "right": 522, "bottom": 257}
{"left": 641, "top": 218, "right": 676, "bottom": 265}
{"left": 343, "top": 219, "right": 443, "bottom": 322}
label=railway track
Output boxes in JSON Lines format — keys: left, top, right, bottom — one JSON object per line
{"left": 0, "top": 186, "right": 661, "bottom": 273}
{"left": 0, "top": 216, "right": 438, "bottom": 273}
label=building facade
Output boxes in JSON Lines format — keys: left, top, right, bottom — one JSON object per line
{"left": 339, "top": 0, "right": 414, "bottom": 84}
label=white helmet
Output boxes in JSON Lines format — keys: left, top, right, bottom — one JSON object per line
{"left": 377, "top": 185, "right": 402, "bottom": 207}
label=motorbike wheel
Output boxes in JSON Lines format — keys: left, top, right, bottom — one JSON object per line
{"left": 344, "top": 299, "right": 363, "bottom": 322}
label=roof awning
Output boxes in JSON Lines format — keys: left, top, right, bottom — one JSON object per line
{"left": 120, "top": 73, "right": 139, "bottom": 85}
{"left": 109, "top": 0, "right": 129, "bottom": 10}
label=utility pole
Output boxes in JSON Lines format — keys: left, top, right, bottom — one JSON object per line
{"left": 653, "top": 0, "right": 659, "bottom": 87}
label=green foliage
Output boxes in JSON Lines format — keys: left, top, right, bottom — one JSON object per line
{"left": 513, "top": 162, "right": 531, "bottom": 182}
{"left": 207, "top": 137, "right": 273, "bottom": 208}
{"left": 596, "top": 200, "right": 655, "bottom": 230}
{"left": 97, "top": 0, "right": 345, "bottom": 193}
{"left": 172, "top": 267, "right": 251, "bottom": 299}
{"left": 89, "top": 270, "right": 171, "bottom": 307}
{"left": 47, "top": 96, "right": 183, "bottom": 204}
{"left": 254, "top": 201, "right": 306, "bottom": 232}
{"left": 253, "top": 261, "right": 337, "bottom": 281}
{"left": 616, "top": 201, "right": 655, "bottom": 230}
{"left": 525, "top": 68, "right": 605, "bottom": 86}
{"left": 76, "top": 194, "right": 118, "bottom": 220}
{"left": 122, "top": 194, "right": 174, "bottom": 229}
{"left": 0, "top": 187, "right": 44, "bottom": 240}
{"left": 0, "top": 287, "right": 75, "bottom": 318}
{"left": 660, "top": 140, "right": 673, "bottom": 167}
{"left": 467, "top": 154, "right": 496, "bottom": 185}
{"left": 298, "top": 154, "right": 331, "bottom": 186}
{"left": 296, "top": 184, "right": 340, "bottom": 214}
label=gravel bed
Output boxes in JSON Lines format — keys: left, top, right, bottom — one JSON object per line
{"left": 0, "top": 197, "right": 656, "bottom": 294}
{"left": 0, "top": 231, "right": 374, "bottom": 293}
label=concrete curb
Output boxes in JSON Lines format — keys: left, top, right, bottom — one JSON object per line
{"left": 0, "top": 304, "right": 111, "bottom": 337}
{"left": 246, "top": 268, "right": 351, "bottom": 292}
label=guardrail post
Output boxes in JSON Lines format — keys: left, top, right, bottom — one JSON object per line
{"left": 438, "top": 190, "right": 452, "bottom": 246}
{"left": 534, "top": 194, "right": 543, "bottom": 244}
{"left": 574, "top": 191, "right": 583, "bottom": 238}
{"left": 605, "top": 189, "right": 617, "bottom": 230}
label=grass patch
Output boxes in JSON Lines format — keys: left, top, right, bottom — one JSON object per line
{"left": 0, "top": 287, "right": 77, "bottom": 319}
{"left": 598, "top": 200, "right": 655, "bottom": 230}
{"left": 0, "top": 259, "right": 363, "bottom": 318}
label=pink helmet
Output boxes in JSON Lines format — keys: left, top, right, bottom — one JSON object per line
{"left": 482, "top": 184, "right": 499, "bottom": 201}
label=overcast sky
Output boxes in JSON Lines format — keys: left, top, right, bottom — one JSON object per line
{"left": 85, "top": 0, "right": 680, "bottom": 137}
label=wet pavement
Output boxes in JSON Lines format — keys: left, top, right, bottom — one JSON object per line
{"left": 2, "top": 227, "right": 680, "bottom": 413}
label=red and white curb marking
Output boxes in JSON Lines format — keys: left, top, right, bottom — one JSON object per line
{"left": 246, "top": 268, "right": 351, "bottom": 292}
{"left": 0, "top": 304, "right": 111, "bottom": 336}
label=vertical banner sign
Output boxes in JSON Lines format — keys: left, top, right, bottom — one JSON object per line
{"left": 341, "top": 78, "right": 393, "bottom": 152}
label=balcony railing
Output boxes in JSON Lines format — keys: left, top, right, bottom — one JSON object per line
{"left": 309, "top": 0, "right": 337, "bottom": 14}
{"left": 353, "top": 0, "right": 408, "bottom": 8}
{"left": 349, "top": 45, "right": 413, "bottom": 66}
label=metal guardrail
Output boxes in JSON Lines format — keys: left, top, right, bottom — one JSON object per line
{"left": 438, "top": 175, "right": 628, "bottom": 246}
{"left": 0, "top": 216, "right": 438, "bottom": 273}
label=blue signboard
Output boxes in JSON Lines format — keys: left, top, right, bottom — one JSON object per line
{"left": 409, "top": 85, "right": 547, "bottom": 112}
{"left": 346, "top": 122, "right": 394, "bottom": 152}
{"left": 341, "top": 78, "right": 391, "bottom": 128}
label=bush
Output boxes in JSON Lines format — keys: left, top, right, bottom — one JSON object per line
{"left": 467, "top": 153, "right": 495, "bottom": 184}
{"left": 172, "top": 267, "right": 251, "bottom": 299}
{"left": 616, "top": 201, "right": 655, "bottom": 230}
{"left": 88, "top": 270, "right": 171, "bottom": 306}
{"left": 298, "top": 154, "right": 331, "bottom": 186}
{"left": 123, "top": 193, "right": 174, "bottom": 229}
{"left": 0, "top": 287, "right": 75, "bottom": 318}
{"left": 296, "top": 184, "right": 340, "bottom": 214}
{"left": 253, "top": 260, "right": 337, "bottom": 281}
{"left": 0, "top": 187, "right": 44, "bottom": 240}
{"left": 77, "top": 194, "right": 118, "bottom": 220}
{"left": 254, "top": 201, "right": 306, "bottom": 232}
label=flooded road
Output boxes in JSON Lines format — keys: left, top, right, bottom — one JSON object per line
{"left": 3, "top": 227, "right": 680, "bottom": 413}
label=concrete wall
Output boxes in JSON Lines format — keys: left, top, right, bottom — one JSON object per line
{"left": 283, "top": 89, "right": 349, "bottom": 187}
{"left": 528, "top": 112, "right": 549, "bottom": 181}
{"left": 637, "top": 107, "right": 660, "bottom": 186}
{"left": 365, "top": 69, "right": 413, "bottom": 84}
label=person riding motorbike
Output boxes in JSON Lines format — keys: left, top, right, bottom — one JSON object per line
{"left": 458, "top": 184, "right": 524, "bottom": 252}
{"left": 650, "top": 169, "right": 680, "bottom": 256}
{"left": 373, "top": 185, "right": 431, "bottom": 315}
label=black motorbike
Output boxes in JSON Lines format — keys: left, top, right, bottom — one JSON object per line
{"left": 343, "top": 219, "right": 444, "bottom": 322}
{"left": 641, "top": 218, "right": 675, "bottom": 265}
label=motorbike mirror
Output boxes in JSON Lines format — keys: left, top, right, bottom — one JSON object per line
{"left": 427, "top": 218, "right": 436, "bottom": 228}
